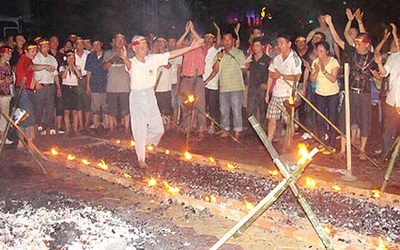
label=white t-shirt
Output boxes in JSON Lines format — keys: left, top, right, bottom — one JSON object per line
{"left": 155, "top": 64, "right": 172, "bottom": 92}
{"left": 383, "top": 51, "right": 400, "bottom": 107}
{"left": 204, "top": 46, "right": 220, "bottom": 90}
{"left": 168, "top": 56, "right": 182, "bottom": 84}
{"left": 33, "top": 52, "right": 58, "bottom": 84}
{"left": 75, "top": 50, "right": 90, "bottom": 76}
{"left": 268, "top": 50, "right": 302, "bottom": 97}
{"left": 127, "top": 53, "right": 170, "bottom": 90}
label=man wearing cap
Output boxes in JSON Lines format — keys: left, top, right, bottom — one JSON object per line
{"left": 325, "top": 15, "right": 377, "bottom": 160}
{"left": 120, "top": 35, "right": 204, "bottom": 168}
{"left": 103, "top": 33, "right": 133, "bottom": 133}
{"left": 15, "top": 42, "right": 55, "bottom": 142}
{"left": 32, "top": 38, "right": 61, "bottom": 136}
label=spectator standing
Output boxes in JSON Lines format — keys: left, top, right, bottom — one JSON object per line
{"left": 0, "top": 46, "right": 14, "bottom": 144}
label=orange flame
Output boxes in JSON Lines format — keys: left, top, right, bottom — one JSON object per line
{"left": 269, "top": 170, "right": 279, "bottom": 176}
{"left": 130, "top": 140, "right": 136, "bottom": 147}
{"left": 81, "top": 159, "right": 90, "bottom": 165}
{"left": 163, "top": 181, "right": 180, "bottom": 194}
{"left": 305, "top": 176, "right": 316, "bottom": 188}
{"left": 97, "top": 159, "right": 109, "bottom": 170}
{"left": 184, "top": 94, "right": 195, "bottom": 104}
{"left": 322, "top": 226, "right": 332, "bottom": 235}
{"left": 184, "top": 151, "right": 192, "bottom": 160}
{"left": 376, "top": 237, "right": 388, "bottom": 250}
{"left": 50, "top": 148, "right": 59, "bottom": 156}
{"left": 289, "top": 95, "right": 294, "bottom": 105}
{"left": 144, "top": 177, "right": 157, "bottom": 187}
{"left": 227, "top": 163, "right": 237, "bottom": 169}
{"left": 67, "top": 154, "right": 76, "bottom": 160}
{"left": 205, "top": 194, "right": 217, "bottom": 203}
{"left": 209, "top": 156, "right": 216, "bottom": 164}
{"left": 297, "top": 143, "right": 309, "bottom": 165}
{"left": 332, "top": 185, "right": 341, "bottom": 192}
{"left": 165, "top": 149, "right": 170, "bottom": 155}
{"left": 372, "top": 190, "right": 380, "bottom": 198}
{"left": 146, "top": 145, "right": 154, "bottom": 151}
{"left": 244, "top": 200, "right": 255, "bottom": 211}
{"left": 116, "top": 139, "right": 121, "bottom": 144}
{"left": 124, "top": 173, "right": 132, "bottom": 179}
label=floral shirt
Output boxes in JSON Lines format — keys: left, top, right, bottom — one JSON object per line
{"left": 0, "top": 64, "right": 13, "bottom": 95}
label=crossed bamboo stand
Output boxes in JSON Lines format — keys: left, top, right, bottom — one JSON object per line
{"left": 210, "top": 116, "right": 334, "bottom": 250}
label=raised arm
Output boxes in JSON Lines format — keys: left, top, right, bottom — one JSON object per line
{"left": 176, "top": 21, "right": 190, "bottom": 48}
{"left": 169, "top": 38, "right": 204, "bottom": 59}
{"left": 188, "top": 21, "right": 202, "bottom": 41}
{"left": 213, "top": 22, "right": 221, "bottom": 48}
{"left": 374, "top": 28, "right": 391, "bottom": 55}
{"left": 234, "top": 23, "right": 241, "bottom": 48}
{"left": 325, "top": 15, "right": 345, "bottom": 50}
{"left": 354, "top": 8, "right": 366, "bottom": 33}
{"left": 390, "top": 23, "right": 399, "bottom": 52}
{"left": 344, "top": 8, "right": 355, "bottom": 45}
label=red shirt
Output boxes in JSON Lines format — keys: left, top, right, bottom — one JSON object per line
{"left": 182, "top": 47, "right": 206, "bottom": 77}
{"left": 15, "top": 54, "right": 35, "bottom": 90}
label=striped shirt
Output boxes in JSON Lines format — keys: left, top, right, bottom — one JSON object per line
{"left": 218, "top": 47, "right": 246, "bottom": 92}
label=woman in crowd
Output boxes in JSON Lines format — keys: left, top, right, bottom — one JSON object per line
{"left": 60, "top": 50, "right": 82, "bottom": 137}
{"left": 309, "top": 41, "right": 340, "bottom": 148}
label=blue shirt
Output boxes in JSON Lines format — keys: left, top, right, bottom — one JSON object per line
{"left": 85, "top": 51, "right": 107, "bottom": 93}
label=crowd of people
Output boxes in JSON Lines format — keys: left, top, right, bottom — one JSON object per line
{"left": 0, "top": 7, "right": 399, "bottom": 166}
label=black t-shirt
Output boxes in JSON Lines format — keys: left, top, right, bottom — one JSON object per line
{"left": 248, "top": 53, "right": 270, "bottom": 88}
{"left": 344, "top": 43, "right": 376, "bottom": 92}
{"left": 10, "top": 49, "right": 22, "bottom": 68}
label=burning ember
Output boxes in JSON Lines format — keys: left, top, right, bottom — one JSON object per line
{"left": 50, "top": 147, "right": 59, "bottom": 156}
{"left": 81, "top": 159, "right": 90, "bottom": 166}
{"left": 244, "top": 200, "right": 255, "bottom": 212}
{"left": 146, "top": 145, "right": 154, "bottom": 151}
{"left": 165, "top": 149, "right": 170, "bottom": 155}
{"left": 144, "top": 177, "right": 157, "bottom": 187}
{"left": 115, "top": 139, "right": 121, "bottom": 144}
{"left": 130, "top": 140, "right": 136, "bottom": 147}
{"left": 305, "top": 176, "right": 316, "bottom": 188}
{"left": 124, "top": 173, "right": 132, "bottom": 179}
{"left": 372, "top": 190, "right": 381, "bottom": 198}
{"left": 67, "top": 154, "right": 76, "bottom": 160}
{"left": 163, "top": 181, "right": 180, "bottom": 194}
{"left": 322, "top": 226, "right": 332, "bottom": 235}
{"left": 97, "top": 160, "right": 109, "bottom": 171}
{"left": 204, "top": 194, "right": 217, "bottom": 203}
{"left": 226, "top": 163, "right": 237, "bottom": 169}
{"left": 297, "top": 143, "right": 309, "bottom": 165}
{"left": 331, "top": 185, "right": 341, "bottom": 192}
{"left": 208, "top": 157, "right": 216, "bottom": 164}
{"left": 269, "top": 170, "right": 279, "bottom": 176}
{"left": 184, "top": 151, "right": 193, "bottom": 160}
{"left": 375, "top": 237, "right": 388, "bottom": 250}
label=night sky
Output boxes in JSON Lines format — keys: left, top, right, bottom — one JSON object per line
{"left": 2, "top": 0, "right": 400, "bottom": 46}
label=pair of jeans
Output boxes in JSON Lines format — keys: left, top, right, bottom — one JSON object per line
{"left": 315, "top": 93, "right": 339, "bottom": 146}
{"left": 219, "top": 91, "right": 243, "bottom": 132}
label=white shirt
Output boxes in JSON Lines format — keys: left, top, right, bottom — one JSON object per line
{"left": 127, "top": 53, "right": 170, "bottom": 90}
{"left": 75, "top": 50, "right": 90, "bottom": 76}
{"left": 59, "top": 66, "right": 79, "bottom": 86}
{"left": 268, "top": 50, "right": 302, "bottom": 97}
{"left": 33, "top": 52, "right": 58, "bottom": 84}
{"left": 168, "top": 56, "right": 182, "bottom": 84}
{"left": 383, "top": 51, "right": 400, "bottom": 107}
{"left": 204, "top": 46, "right": 220, "bottom": 90}
{"left": 155, "top": 64, "right": 172, "bottom": 92}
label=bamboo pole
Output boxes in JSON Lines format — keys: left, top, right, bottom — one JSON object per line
{"left": 380, "top": 135, "right": 400, "bottom": 192}
{"left": 210, "top": 146, "right": 318, "bottom": 250}
{"left": 277, "top": 104, "right": 345, "bottom": 165}
{"left": 281, "top": 75, "right": 380, "bottom": 169}
{"left": 153, "top": 71, "right": 163, "bottom": 90}
{"left": 247, "top": 116, "right": 334, "bottom": 249}
{"left": 343, "top": 63, "right": 354, "bottom": 179}
{"left": 0, "top": 77, "right": 26, "bottom": 155}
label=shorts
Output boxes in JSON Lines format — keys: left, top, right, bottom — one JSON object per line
{"left": 266, "top": 95, "right": 289, "bottom": 121}
{"left": 155, "top": 91, "right": 173, "bottom": 116}
{"left": 107, "top": 92, "right": 129, "bottom": 116}
{"left": 91, "top": 92, "right": 108, "bottom": 114}
{"left": 62, "top": 85, "right": 81, "bottom": 111}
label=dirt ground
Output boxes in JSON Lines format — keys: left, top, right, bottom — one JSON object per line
{"left": 0, "top": 108, "right": 399, "bottom": 249}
